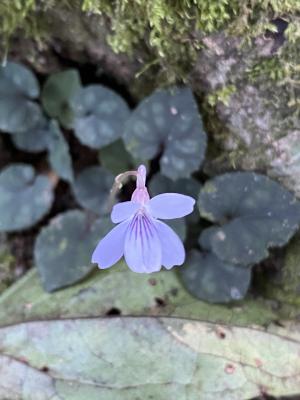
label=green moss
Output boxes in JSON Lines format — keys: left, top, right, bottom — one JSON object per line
{"left": 0, "top": 0, "right": 78, "bottom": 57}
{"left": 0, "top": 1, "right": 35, "bottom": 38}
{"left": 256, "top": 235, "right": 300, "bottom": 319}
{"left": 207, "top": 85, "right": 237, "bottom": 107}
{"left": 272, "top": 236, "right": 300, "bottom": 306}
{"left": 0, "top": 0, "right": 45, "bottom": 45}
{"left": 247, "top": 58, "right": 286, "bottom": 82}
{"left": 0, "top": 238, "right": 15, "bottom": 294}
{"left": 1, "top": 0, "right": 300, "bottom": 81}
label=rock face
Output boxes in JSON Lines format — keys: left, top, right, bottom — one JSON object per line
{"left": 193, "top": 31, "right": 300, "bottom": 198}
{"left": 7, "top": 10, "right": 139, "bottom": 86}
{"left": 4, "top": 2, "right": 300, "bottom": 197}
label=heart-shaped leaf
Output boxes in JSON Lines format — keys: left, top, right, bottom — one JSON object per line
{"left": 46, "top": 120, "right": 74, "bottom": 183}
{"left": 99, "top": 139, "right": 136, "bottom": 175}
{"left": 71, "top": 84, "right": 130, "bottom": 149}
{"left": 34, "top": 210, "right": 112, "bottom": 292}
{"left": 41, "top": 69, "right": 81, "bottom": 128}
{"left": 0, "top": 61, "right": 39, "bottom": 98}
{"left": 0, "top": 62, "right": 41, "bottom": 134}
{"left": 0, "top": 314, "right": 299, "bottom": 398}
{"left": 72, "top": 166, "right": 114, "bottom": 214}
{"left": 0, "top": 263, "right": 278, "bottom": 327}
{"left": 11, "top": 110, "right": 49, "bottom": 153}
{"left": 198, "top": 172, "right": 300, "bottom": 266}
{"left": 12, "top": 117, "right": 74, "bottom": 182}
{"left": 123, "top": 86, "right": 207, "bottom": 180}
{"left": 179, "top": 249, "right": 251, "bottom": 303}
{"left": 0, "top": 164, "right": 54, "bottom": 232}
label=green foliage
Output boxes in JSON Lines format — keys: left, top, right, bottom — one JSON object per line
{"left": 0, "top": 61, "right": 41, "bottom": 134}
{"left": 207, "top": 85, "right": 237, "bottom": 107}
{"left": 0, "top": 62, "right": 75, "bottom": 182}
{"left": 11, "top": 113, "right": 49, "bottom": 152}
{"left": 180, "top": 250, "right": 251, "bottom": 303}
{"left": 259, "top": 234, "right": 300, "bottom": 314}
{"left": 0, "top": 60, "right": 39, "bottom": 97}
{"left": 0, "top": 236, "right": 15, "bottom": 294}
{"left": 0, "top": 264, "right": 279, "bottom": 327}
{"left": 123, "top": 87, "right": 207, "bottom": 180}
{"left": 0, "top": 164, "right": 54, "bottom": 232}
{"left": 1, "top": 319, "right": 300, "bottom": 399}
{"left": 198, "top": 172, "right": 300, "bottom": 266}
{"left": 1, "top": 0, "right": 300, "bottom": 83}
{"left": 0, "top": 263, "right": 299, "bottom": 399}
{"left": 71, "top": 84, "right": 130, "bottom": 149}
{"left": 0, "top": 60, "right": 300, "bottom": 308}
{"left": 82, "top": 0, "right": 300, "bottom": 81}
{"left": 42, "top": 69, "right": 81, "bottom": 128}
{"left": 285, "top": 19, "right": 300, "bottom": 43}
{"left": 99, "top": 139, "right": 136, "bottom": 175}
{"left": 81, "top": 0, "right": 242, "bottom": 80}
{"left": 0, "top": 0, "right": 37, "bottom": 40}
{"left": 179, "top": 172, "right": 300, "bottom": 303}
{"left": 34, "top": 210, "right": 112, "bottom": 292}
{"left": 72, "top": 166, "right": 114, "bottom": 215}
{"left": 247, "top": 57, "right": 287, "bottom": 82}
{"left": 46, "top": 120, "right": 74, "bottom": 183}
{"left": 0, "top": 0, "right": 78, "bottom": 45}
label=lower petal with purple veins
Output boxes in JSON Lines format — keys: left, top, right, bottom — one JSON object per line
{"left": 155, "top": 220, "right": 185, "bottom": 269}
{"left": 124, "top": 214, "right": 162, "bottom": 273}
{"left": 92, "top": 219, "right": 130, "bottom": 269}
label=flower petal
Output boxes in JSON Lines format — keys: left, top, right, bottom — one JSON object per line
{"left": 111, "top": 201, "right": 140, "bottom": 223}
{"left": 148, "top": 193, "right": 195, "bottom": 219}
{"left": 91, "top": 219, "right": 130, "bottom": 268}
{"left": 155, "top": 220, "right": 185, "bottom": 269}
{"left": 124, "top": 214, "right": 162, "bottom": 273}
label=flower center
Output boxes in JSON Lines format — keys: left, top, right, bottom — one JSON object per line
{"left": 131, "top": 164, "right": 150, "bottom": 205}
{"left": 131, "top": 187, "right": 150, "bottom": 205}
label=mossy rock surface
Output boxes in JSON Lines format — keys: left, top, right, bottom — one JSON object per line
{"left": 0, "top": 234, "right": 15, "bottom": 294}
{"left": 194, "top": 31, "right": 300, "bottom": 198}
{"left": 3, "top": 1, "right": 300, "bottom": 200}
{"left": 259, "top": 234, "right": 300, "bottom": 319}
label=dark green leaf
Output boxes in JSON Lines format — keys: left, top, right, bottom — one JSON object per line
{"left": 11, "top": 111, "right": 49, "bottom": 153}
{"left": 100, "top": 139, "right": 135, "bottom": 175}
{"left": 0, "top": 264, "right": 278, "bottom": 328}
{"left": 179, "top": 250, "right": 251, "bottom": 303}
{"left": 1, "top": 317, "right": 300, "bottom": 399}
{"left": 0, "top": 61, "right": 39, "bottom": 98}
{"left": 34, "top": 210, "right": 112, "bottom": 292}
{"left": 46, "top": 120, "right": 74, "bottom": 183}
{"left": 71, "top": 84, "right": 130, "bottom": 149}
{"left": 123, "top": 87, "right": 207, "bottom": 180}
{"left": 0, "top": 62, "right": 41, "bottom": 134}
{"left": 198, "top": 172, "right": 300, "bottom": 266}
{"left": 0, "top": 164, "right": 53, "bottom": 232}
{"left": 42, "top": 69, "right": 81, "bottom": 128}
{"left": 72, "top": 166, "right": 114, "bottom": 214}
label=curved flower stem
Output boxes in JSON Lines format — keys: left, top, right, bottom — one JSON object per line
{"left": 108, "top": 170, "right": 138, "bottom": 210}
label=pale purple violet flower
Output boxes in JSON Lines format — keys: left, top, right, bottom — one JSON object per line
{"left": 92, "top": 165, "right": 195, "bottom": 273}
